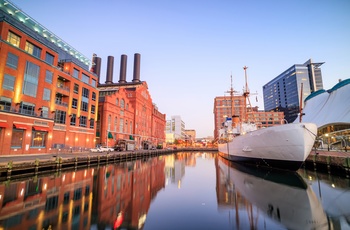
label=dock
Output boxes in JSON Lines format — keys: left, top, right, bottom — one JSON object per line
{"left": 0, "top": 148, "right": 349, "bottom": 181}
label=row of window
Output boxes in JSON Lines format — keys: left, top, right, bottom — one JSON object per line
{"left": 7, "top": 31, "right": 55, "bottom": 65}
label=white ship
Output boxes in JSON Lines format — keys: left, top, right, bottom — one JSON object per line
{"left": 218, "top": 67, "right": 318, "bottom": 171}
{"left": 218, "top": 157, "right": 331, "bottom": 229}
{"left": 218, "top": 118, "right": 318, "bottom": 170}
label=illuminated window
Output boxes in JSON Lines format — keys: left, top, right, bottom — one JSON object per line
{"left": 7, "top": 31, "right": 20, "bottom": 47}
{"left": 25, "top": 41, "right": 41, "bottom": 58}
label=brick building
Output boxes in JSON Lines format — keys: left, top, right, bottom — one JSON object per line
{"left": 95, "top": 53, "right": 166, "bottom": 150}
{"left": 0, "top": 1, "right": 165, "bottom": 155}
{"left": 0, "top": 2, "right": 99, "bottom": 154}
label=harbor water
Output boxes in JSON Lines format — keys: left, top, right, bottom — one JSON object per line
{"left": 0, "top": 152, "right": 349, "bottom": 229}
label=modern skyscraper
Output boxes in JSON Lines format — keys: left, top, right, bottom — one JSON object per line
{"left": 263, "top": 59, "right": 324, "bottom": 123}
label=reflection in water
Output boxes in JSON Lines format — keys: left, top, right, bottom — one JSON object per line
{"left": 0, "top": 156, "right": 166, "bottom": 230}
{"left": 0, "top": 152, "right": 349, "bottom": 229}
{"left": 217, "top": 157, "right": 331, "bottom": 230}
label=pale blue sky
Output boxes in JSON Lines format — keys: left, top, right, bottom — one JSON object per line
{"left": 10, "top": 0, "right": 350, "bottom": 137}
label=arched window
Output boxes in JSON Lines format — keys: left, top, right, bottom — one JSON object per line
{"left": 108, "top": 115, "right": 111, "bottom": 131}
{"left": 114, "top": 117, "right": 118, "bottom": 131}
{"left": 120, "top": 99, "right": 125, "bottom": 109}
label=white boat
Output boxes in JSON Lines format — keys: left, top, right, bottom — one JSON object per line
{"left": 218, "top": 119, "right": 318, "bottom": 171}
{"left": 218, "top": 67, "right": 318, "bottom": 171}
{"left": 217, "top": 157, "right": 331, "bottom": 229}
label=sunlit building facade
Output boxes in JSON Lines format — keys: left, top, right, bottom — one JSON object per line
{"left": 0, "top": 1, "right": 99, "bottom": 154}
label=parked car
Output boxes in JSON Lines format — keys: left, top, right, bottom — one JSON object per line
{"left": 100, "top": 146, "right": 114, "bottom": 152}
{"left": 90, "top": 147, "right": 102, "bottom": 153}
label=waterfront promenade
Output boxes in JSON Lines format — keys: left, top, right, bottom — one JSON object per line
{"left": 0, "top": 148, "right": 349, "bottom": 180}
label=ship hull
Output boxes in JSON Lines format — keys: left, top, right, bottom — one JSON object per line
{"left": 218, "top": 123, "right": 317, "bottom": 171}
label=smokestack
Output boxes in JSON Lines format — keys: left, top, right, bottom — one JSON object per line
{"left": 119, "top": 54, "right": 127, "bottom": 83}
{"left": 91, "top": 54, "right": 102, "bottom": 84}
{"left": 95, "top": 57, "right": 101, "bottom": 78}
{"left": 132, "top": 53, "right": 141, "bottom": 83}
{"left": 105, "top": 56, "right": 114, "bottom": 84}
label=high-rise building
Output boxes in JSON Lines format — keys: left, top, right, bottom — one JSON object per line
{"left": 263, "top": 59, "right": 324, "bottom": 123}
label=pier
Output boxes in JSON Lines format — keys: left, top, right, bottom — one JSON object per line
{"left": 0, "top": 148, "right": 349, "bottom": 181}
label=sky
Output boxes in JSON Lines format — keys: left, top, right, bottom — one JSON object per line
{"left": 9, "top": 0, "right": 350, "bottom": 138}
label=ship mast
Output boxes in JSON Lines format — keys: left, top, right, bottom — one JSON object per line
{"left": 243, "top": 66, "right": 252, "bottom": 121}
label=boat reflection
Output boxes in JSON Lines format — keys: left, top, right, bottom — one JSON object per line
{"left": 217, "top": 156, "right": 332, "bottom": 230}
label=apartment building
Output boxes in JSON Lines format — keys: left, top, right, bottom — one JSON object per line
{"left": 0, "top": 2, "right": 99, "bottom": 154}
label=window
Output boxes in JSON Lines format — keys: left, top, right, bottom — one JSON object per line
{"left": 70, "top": 114, "right": 76, "bottom": 126}
{"left": 54, "top": 110, "right": 66, "bottom": 124}
{"left": 6, "top": 52, "right": 18, "bottom": 69}
{"left": 63, "top": 192, "right": 70, "bottom": 205}
{"left": 45, "top": 70, "right": 53, "bottom": 83}
{"left": 92, "top": 79, "right": 96, "bottom": 87}
{"left": 92, "top": 92, "right": 96, "bottom": 101}
{"left": 23, "top": 61, "right": 40, "bottom": 97}
{"left": 79, "top": 116, "right": 87, "bottom": 127}
{"left": 25, "top": 41, "right": 42, "bottom": 58}
{"left": 45, "top": 52, "right": 54, "bottom": 65}
{"left": 114, "top": 117, "right": 118, "bottom": 131}
{"left": 74, "top": 84, "right": 79, "bottom": 94}
{"left": 43, "top": 88, "right": 51, "bottom": 101}
{"left": 89, "top": 119, "right": 94, "bottom": 129}
{"left": 82, "top": 88, "right": 89, "bottom": 98}
{"left": 31, "top": 131, "right": 47, "bottom": 147}
{"left": 7, "top": 31, "right": 20, "bottom": 47}
{"left": 91, "top": 105, "right": 95, "bottom": 114}
{"left": 0, "top": 97, "right": 12, "bottom": 111}
{"left": 41, "top": 107, "right": 49, "bottom": 118}
{"left": 3, "top": 74, "right": 15, "bottom": 91}
{"left": 81, "top": 101, "right": 88, "bottom": 112}
{"left": 72, "top": 98, "right": 78, "bottom": 109}
{"left": 116, "top": 98, "right": 119, "bottom": 106}
{"left": 11, "top": 129, "right": 24, "bottom": 148}
{"left": 119, "top": 118, "right": 124, "bottom": 133}
{"left": 108, "top": 115, "right": 111, "bottom": 131}
{"left": 120, "top": 99, "right": 125, "bottom": 109}
{"left": 73, "top": 68, "right": 79, "bottom": 79}
{"left": 19, "top": 102, "right": 35, "bottom": 116}
{"left": 82, "top": 73, "right": 89, "bottom": 84}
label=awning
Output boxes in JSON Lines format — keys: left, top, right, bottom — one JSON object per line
{"left": 108, "top": 132, "right": 114, "bottom": 139}
{"left": 33, "top": 126, "right": 50, "bottom": 132}
{"left": 13, "top": 124, "right": 30, "bottom": 130}
{"left": 0, "top": 122, "right": 8, "bottom": 128}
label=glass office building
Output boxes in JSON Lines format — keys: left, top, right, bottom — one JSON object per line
{"left": 263, "top": 59, "right": 324, "bottom": 123}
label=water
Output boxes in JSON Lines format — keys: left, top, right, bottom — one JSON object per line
{"left": 0, "top": 152, "right": 349, "bottom": 230}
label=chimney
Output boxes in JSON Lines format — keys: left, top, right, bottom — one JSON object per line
{"left": 105, "top": 56, "right": 114, "bottom": 84}
{"left": 119, "top": 54, "right": 127, "bottom": 83}
{"left": 95, "top": 57, "right": 102, "bottom": 78}
{"left": 91, "top": 54, "right": 102, "bottom": 84}
{"left": 132, "top": 53, "right": 141, "bottom": 83}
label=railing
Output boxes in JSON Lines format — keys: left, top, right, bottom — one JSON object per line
{"left": 0, "top": 105, "right": 55, "bottom": 119}
{"left": 55, "top": 99, "right": 68, "bottom": 107}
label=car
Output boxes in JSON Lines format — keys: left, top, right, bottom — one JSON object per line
{"left": 100, "top": 146, "right": 114, "bottom": 152}
{"left": 90, "top": 147, "right": 102, "bottom": 153}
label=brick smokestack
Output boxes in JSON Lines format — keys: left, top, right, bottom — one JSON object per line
{"left": 119, "top": 54, "right": 127, "bottom": 83}
{"left": 132, "top": 53, "right": 141, "bottom": 83}
{"left": 105, "top": 56, "right": 114, "bottom": 84}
